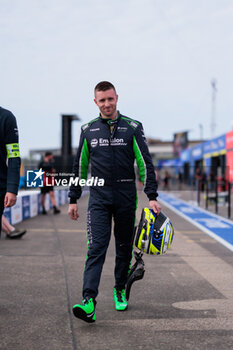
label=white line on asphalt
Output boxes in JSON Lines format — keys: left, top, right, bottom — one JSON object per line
{"left": 57, "top": 229, "right": 86, "bottom": 232}
{"left": 26, "top": 228, "right": 55, "bottom": 232}
{"left": 26, "top": 228, "right": 86, "bottom": 232}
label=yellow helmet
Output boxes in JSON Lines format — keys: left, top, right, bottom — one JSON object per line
{"left": 135, "top": 208, "right": 174, "bottom": 255}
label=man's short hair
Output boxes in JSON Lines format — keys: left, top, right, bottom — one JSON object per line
{"left": 94, "top": 81, "right": 116, "bottom": 94}
{"left": 45, "top": 151, "right": 53, "bottom": 157}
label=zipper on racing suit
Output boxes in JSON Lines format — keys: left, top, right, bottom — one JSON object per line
{"left": 107, "top": 119, "right": 118, "bottom": 190}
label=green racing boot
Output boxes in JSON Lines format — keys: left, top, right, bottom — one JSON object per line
{"left": 73, "top": 297, "right": 96, "bottom": 323}
{"left": 114, "top": 288, "right": 128, "bottom": 311}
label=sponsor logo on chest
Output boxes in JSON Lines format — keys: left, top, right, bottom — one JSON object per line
{"left": 90, "top": 138, "right": 98, "bottom": 148}
{"left": 117, "top": 126, "right": 128, "bottom": 132}
{"left": 111, "top": 138, "right": 127, "bottom": 146}
{"left": 90, "top": 138, "right": 127, "bottom": 147}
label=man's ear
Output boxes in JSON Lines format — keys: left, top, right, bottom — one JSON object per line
{"left": 116, "top": 94, "right": 118, "bottom": 102}
{"left": 94, "top": 98, "right": 98, "bottom": 106}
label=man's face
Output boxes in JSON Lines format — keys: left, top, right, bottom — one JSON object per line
{"left": 94, "top": 88, "right": 118, "bottom": 119}
{"left": 46, "top": 154, "right": 53, "bottom": 162}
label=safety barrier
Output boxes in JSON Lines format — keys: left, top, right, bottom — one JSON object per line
{"left": 3, "top": 188, "right": 69, "bottom": 225}
{"left": 205, "top": 180, "right": 231, "bottom": 218}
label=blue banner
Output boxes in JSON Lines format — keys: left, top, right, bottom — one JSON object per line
{"left": 22, "top": 195, "right": 30, "bottom": 220}
{"left": 3, "top": 189, "right": 69, "bottom": 225}
{"left": 180, "top": 148, "right": 191, "bottom": 163}
{"left": 204, "top": 134, "right": 226, "bottom": 155}
{"left": 4, "top": 207, "right": 11, "bottom": 224}
{"left": 191, "top": 143, "right": 203, "bottom": 161}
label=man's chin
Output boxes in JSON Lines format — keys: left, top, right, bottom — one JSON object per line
{"left": 102, "top": 112, "right": 113, "bottom": 118}
{"left": 103, "top": 108, "right": 117, "bottom": 117}
{"left": 104, "top": 110, "right": 112, "bottom": 115}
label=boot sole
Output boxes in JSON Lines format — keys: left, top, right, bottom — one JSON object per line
{"left": 115, "top": 305, "right": 128, "bottom": 311}
{"left": 73, "top": 306, "right": 96, "bottom": 323}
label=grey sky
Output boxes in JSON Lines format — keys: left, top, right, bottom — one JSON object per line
{"left": 1, "top": 0, "right": 233, "bottom": 157}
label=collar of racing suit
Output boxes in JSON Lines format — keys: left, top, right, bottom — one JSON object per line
{"left": 99, "top": 111, "right": 120, "bottom": 124}
{"left": 99, "top": 111, "right": 120, "bottom": 137}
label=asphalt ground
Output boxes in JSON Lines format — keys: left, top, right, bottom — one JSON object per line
{"left": 1, "top": 191, "right": 233, "bottom": 350}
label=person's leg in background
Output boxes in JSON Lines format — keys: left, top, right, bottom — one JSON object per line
{"left": 1, "top": 215, "right": 14, "bottom": 233}
{"left": 41, "top": 187, "right": 60, "bottom": 215}
{"left": 41, "top": 191, "right": 47, "bottom": 214}
{"left": 49, "top": 190, "right": 60, "bottom": 214}
{"left": 0, "top": 192, "right": 5, "bottom": 239}
{"left": 1, "top": 215, "right": 27, "bottom": 239}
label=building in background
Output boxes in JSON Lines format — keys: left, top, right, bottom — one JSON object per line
{"left": 203, "top": 134, "right": 226, "bottom": 178}
{"left": 173, "top": 131, "right": 189, "bottom": 157}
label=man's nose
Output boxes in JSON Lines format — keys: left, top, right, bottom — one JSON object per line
{"left": 105, "top": 99, "right": 110, "bottom": 106}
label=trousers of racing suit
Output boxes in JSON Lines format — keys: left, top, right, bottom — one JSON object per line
{"left": 83, "top": 184, "right": 137, "bottom": 300}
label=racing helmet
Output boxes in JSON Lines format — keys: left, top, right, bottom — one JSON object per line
{"left": 135, "top": 208, "right": 174, "bottom": 255}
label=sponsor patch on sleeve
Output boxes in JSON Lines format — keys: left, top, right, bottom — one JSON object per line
{"left": 6, "top": 143, "right": 20, "bottom": 158}
{"left": 141, "top": 128, "right": 147, "bottom": 143}
{"left": 82, "top": 123, "right": 90, "bottom": 131}
{"left": 130, "top": 121, "right": 138, "bottom": 128}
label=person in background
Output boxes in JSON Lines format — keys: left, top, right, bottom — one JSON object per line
{"left": 0, "top": 106, "right": 21, "bottom": 238}
{"left": 163, "top": 170, "right": 170, "bottom": 190}
{"left": 178, "top": 171, "right": 183, "bottom": 190}
{"left": 201, "top": 170, "right": 207, "bottom": 192}
{"left": 209, "top": 170, "right": 216, "bottom": 191}
{"left": 38, "top": 152, "right": 60, "bottom": 215}
{"left": 195, "top": 167, "right": 202, "bottom": 190}
{"left": 1, "top": 215, "right": 26, "bottom": 239}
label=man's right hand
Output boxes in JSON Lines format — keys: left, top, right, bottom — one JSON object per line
{"left": 4, "top": 192, "right": 17, "bottom": 208}
{"left": 68, "top": 204, "right": 79, "bottom": 220}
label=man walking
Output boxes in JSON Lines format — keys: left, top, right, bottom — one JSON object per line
{"left": 38, "top": 152, "right": 60, "bottom": 215}
{"left": 68, "top": 81, "right": 161, "bottom": 323}
{"left": 0, "top": 107, "right": 21, "bottom": 238}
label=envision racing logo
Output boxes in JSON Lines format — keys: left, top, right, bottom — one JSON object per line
{"left": 111, "top": 138, "right": 126, "bottom": 146}
{"left": 91, "top": 138, "right": 98, "bottom": 147}
{"left": 100, "top": 138, "right": 109, "bottom": 146}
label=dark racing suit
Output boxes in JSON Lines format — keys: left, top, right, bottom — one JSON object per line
{"left": 69, "top": 112, "right": 158, "bottom": 299}
{"left": 0, "top": 107, "right": 21, "bottom": 235}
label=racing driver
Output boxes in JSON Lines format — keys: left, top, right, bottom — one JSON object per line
{"left": 68, "top": 81, "right": 161, "bottom": 323}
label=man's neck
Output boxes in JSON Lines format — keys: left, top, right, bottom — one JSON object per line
{"left": 100, "top": 111, "right": 118, "bottom": 120}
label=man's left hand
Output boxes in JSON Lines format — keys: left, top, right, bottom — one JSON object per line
{"left": 149, "top": 200, "right": 161, "bottom": 215}
{"left": 4, "top": 192, "right": 17, "bottom": 208}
